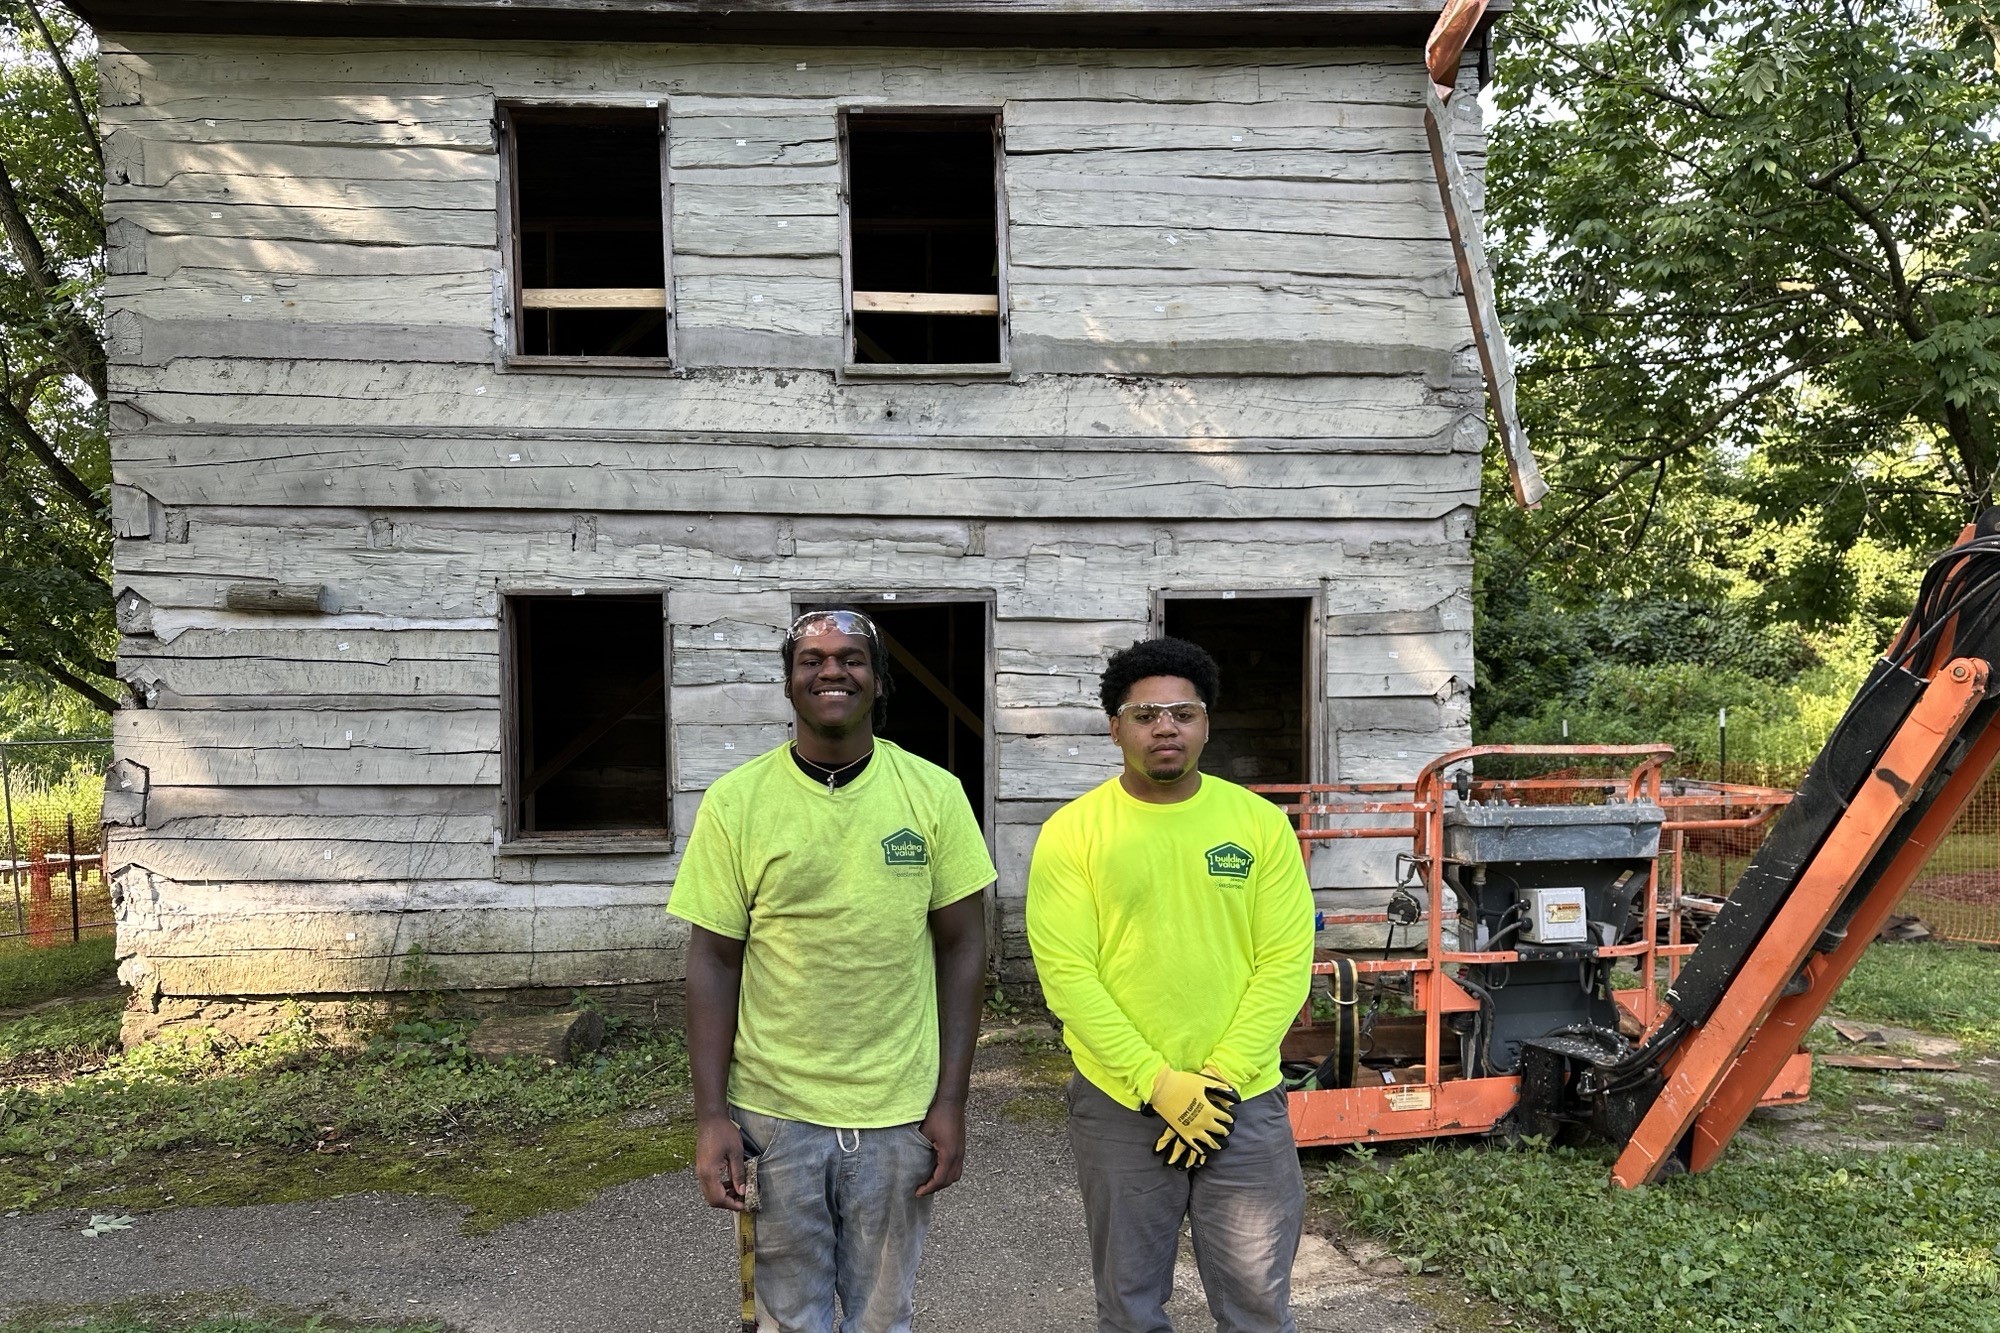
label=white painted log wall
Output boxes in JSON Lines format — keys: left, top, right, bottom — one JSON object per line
{"left": 101, "top": 33, "right": 1484, "bottom": 999}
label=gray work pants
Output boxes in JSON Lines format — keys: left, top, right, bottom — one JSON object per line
{"left": 1065, "top": 1075, "right": 1305, "bottom": 1333}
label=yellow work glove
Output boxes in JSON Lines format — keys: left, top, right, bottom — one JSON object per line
{"left": 1153, "top": 1125, "right": 1208, "bottom": 1170}
{"left": 1147, "top": 1065, "right": 1239, "bottom": 1157}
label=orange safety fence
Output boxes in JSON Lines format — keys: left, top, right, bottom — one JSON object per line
{"left": 1899, "top": 768, "right": 2000, "bottom": 945}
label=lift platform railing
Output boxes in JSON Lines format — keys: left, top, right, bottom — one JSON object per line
{"left": 1251, "top": 753, "right": 1794, "bottom": 1151}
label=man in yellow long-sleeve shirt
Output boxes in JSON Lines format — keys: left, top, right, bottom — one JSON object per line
{"left": 1028, "top": 636, "right": 1315, "bottom": 1333}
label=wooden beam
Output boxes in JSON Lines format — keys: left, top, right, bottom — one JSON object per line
{"left": 879, "top": 628, "right": 985, "bottom": 738}
{"left": 1422, "top": 79, "right": 1546, "bottom": 510}
{"left": 521, "top": 287, "right": 667, "bottom": 310}
{"left": 223, "top": 581, "right": 327, "bottom": 613}
{"left": 852, "top": 290, "right": 1000, "bottom": 316}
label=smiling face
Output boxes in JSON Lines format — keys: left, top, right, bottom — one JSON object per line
{"left": 1109, "top": 673, "right": 1209, "bottom": 787}
{"left": 785, "top": 627, "right": 877, "bottom": 738}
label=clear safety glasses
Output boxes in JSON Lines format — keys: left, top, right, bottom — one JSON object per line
{"left": 787, "top": 609, "right": 880, "bottom": 643}
{"left": 1114, "top": 700, "right": 1208, "bottom": 728}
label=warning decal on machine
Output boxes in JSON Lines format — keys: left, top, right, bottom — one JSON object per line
{"left": 1548, "top": 902, "right": 1583, "bottom": 922}
{"left": 1385, "top": 1087, "right": 1433, "bottom": 1112}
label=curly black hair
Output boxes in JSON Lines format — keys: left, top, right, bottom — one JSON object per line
{"left": 1099, "top": 637, "right": 1221, "bottom": 716}
{"left": 782, "top": 604, "right": 896, "bottom": 728}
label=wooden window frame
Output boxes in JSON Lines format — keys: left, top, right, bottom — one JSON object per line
{"left": 495, "top": 99, "right": 677, "bottom": 375}
{"left": 791, "top": 590, "right": 999, "bottom": 855}
{"left": 1149, "top": 587, "right": 1327, "bottom": 786}
{"left": 498, "top": 588, "right": 676, "bottom": 854}
{"left": 837, "top": 105, "right": 1011, "bottom": 381}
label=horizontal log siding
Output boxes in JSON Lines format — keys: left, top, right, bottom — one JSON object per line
{"left": 104, "top": 34, "right": 1482, "bottom": 1000}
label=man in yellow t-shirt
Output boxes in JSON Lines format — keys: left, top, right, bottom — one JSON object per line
{"left": 668, "top": 607, "right": 995, "bottom": 1333}
{"left": 1028, "top": 636, "right": 1315, "bottom": 1333}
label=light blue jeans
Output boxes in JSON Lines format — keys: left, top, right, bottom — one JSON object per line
{"left": 731, "top": 1106, "right": 938, "bottom": 1333}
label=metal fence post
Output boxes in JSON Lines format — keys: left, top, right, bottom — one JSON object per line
{"left": 67, "top": 812, "right": 79, "bottom": 944}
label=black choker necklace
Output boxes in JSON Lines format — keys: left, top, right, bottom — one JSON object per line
{"left": 793, "top": 744, "right": 873, "bottom": 792}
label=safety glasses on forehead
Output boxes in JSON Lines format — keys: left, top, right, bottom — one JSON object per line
{"left": 787, "top": 609, "right": 879, "bottom": 642}
{"left": 1114, "top": 700, "right": 1207, "bottom": 727}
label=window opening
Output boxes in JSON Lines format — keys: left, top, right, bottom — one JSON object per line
{"left": 510, "top": 594, "right": 668, "bottom": 835}
{"left": 1163, "top": 597, "right": 1312, "bottom": 789}
{"left": 845, "top": 115, "right": 1003, "bottom": 365}
{"left": 804, "top": 600, "right": 989, "bottom": 829}
{"left": 509, "top": 107, "right": 669, "bottom": 359}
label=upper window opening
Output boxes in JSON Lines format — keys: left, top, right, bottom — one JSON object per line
{"left": 509, "top": 594, "right": 668, "bottom": 836}
{"left": 846, "top": 115, "right": 1003, "bottom": 366}
{"left": 508, "top": 107, "right": 669, "bottom": 360}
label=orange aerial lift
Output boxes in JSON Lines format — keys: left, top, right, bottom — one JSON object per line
{"left": 1265, "top": 514, "right": 2000, "bottom": 1185}
{"left": 1359, "top": 0, "right": 2000, "bottom": 1186}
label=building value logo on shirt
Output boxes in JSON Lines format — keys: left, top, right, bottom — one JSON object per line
{"left": 882, "top": 828, "right": 929, "bottom": 866}
{"left": 1205, "top": 842, "right": 1253, "bottom": 881}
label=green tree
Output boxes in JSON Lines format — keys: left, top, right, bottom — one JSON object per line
{"left": 1488, "top": 0, "right": 2000, "bottom": 623}
{"left": 0, "top": 0, "right": 112, "bottom": 721}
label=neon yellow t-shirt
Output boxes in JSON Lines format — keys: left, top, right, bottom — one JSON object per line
{"left": 666, "top": 739, "right": 996, "bottom": 1128}
{"left": 1027, "top": 773, "right": 1314, "bottom": 1109}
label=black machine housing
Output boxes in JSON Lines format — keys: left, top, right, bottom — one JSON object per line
{"left": 1441, "top": 798, "right": 1663, "bottom": 1083}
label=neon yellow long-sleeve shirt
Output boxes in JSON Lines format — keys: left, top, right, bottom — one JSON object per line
{"left": 1026, "top": 774, "right": 1315, "bottom": 1108}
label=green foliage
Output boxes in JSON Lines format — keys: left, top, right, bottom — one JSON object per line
{"left": 0, "top": 1006, "right": 691, "bottom": 1218}
{"left": 1831, "top": 942, "right": 2000, "bottom": 1049}
{"left": 1485, "top": 655, "right": 1874, "bottom": 777}
{"left": 0, "top": 3, "right": 115, "bottom": 714}
{"left": 0, "top": 931, "right": 112, "bottom": 1007}
{"left": 2, "top": 758, "right": 102, "bottom": 855}
{"left": 0, "top": 661, "right": 102, "bottom": 740}
{"left": 1474, "top": 549, "right": 1885, "bottom": 775}
{"left": 0, "top": 991, "right": 118, "bottom": 1058}
{"left": 1322, "top": 1143, "right": 2000, "bottom": 1331}
{"left": 1488, "top": 0, "right": 2000, "bottom": 626}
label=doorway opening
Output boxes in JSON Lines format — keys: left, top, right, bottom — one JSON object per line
{"left": 1163, "top": 596, "right": 1313, "bottom": 788}
{"left": 804, "top": 598, "right": 989, "bottom": 829}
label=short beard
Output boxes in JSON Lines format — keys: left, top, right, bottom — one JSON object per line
{"left": 1142, "top": 758, "right": 1192, "bottom": 783}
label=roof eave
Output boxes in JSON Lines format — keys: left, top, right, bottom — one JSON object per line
{"left": 76, "top": 0, "right": 1510, "bottom": 47}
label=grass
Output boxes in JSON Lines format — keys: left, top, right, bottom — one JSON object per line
{"left": 0, "top": 1005, "right": 694, "bottom": 1230}
{"left": 1310, "top": 941, "right": 2000, "bottom": 1332}
{"left": 0, "top": 994, "right": 121, "bottom": 1061}
{"left": 0, "top": 934, "right": 116, "bottom": 1009}
{"left": 1318, "top": 1143, "right": 2000, "bottom": 1333}
{"left": 1829, "top": 942, "right": 2000, "bottom": 1049}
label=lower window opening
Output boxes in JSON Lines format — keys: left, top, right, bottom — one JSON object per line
{"left": 511, "top": 594, "right": 668, "bottom": 835}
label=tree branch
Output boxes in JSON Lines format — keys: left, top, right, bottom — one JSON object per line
{"left": 1522, "top": 350, "right": 1846, "bottom": 558}
{"left": 21, "top": 0, "right": 103, "bottom": 169}
{"left": 0, "top": 391, "right": 96, "bottom": 510}
{"left": 21, "top": 653, "right": 118, "bottom": 713}
{"left": 0, "top": 153, "right": 53, "bottom": 292}
{"left": 0, "top": 634, "right": 119, "bottom": 713}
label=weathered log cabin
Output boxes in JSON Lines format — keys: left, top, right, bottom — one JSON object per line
{"left": 81, "top": 0, "right": 1520, "bottom": 1037}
